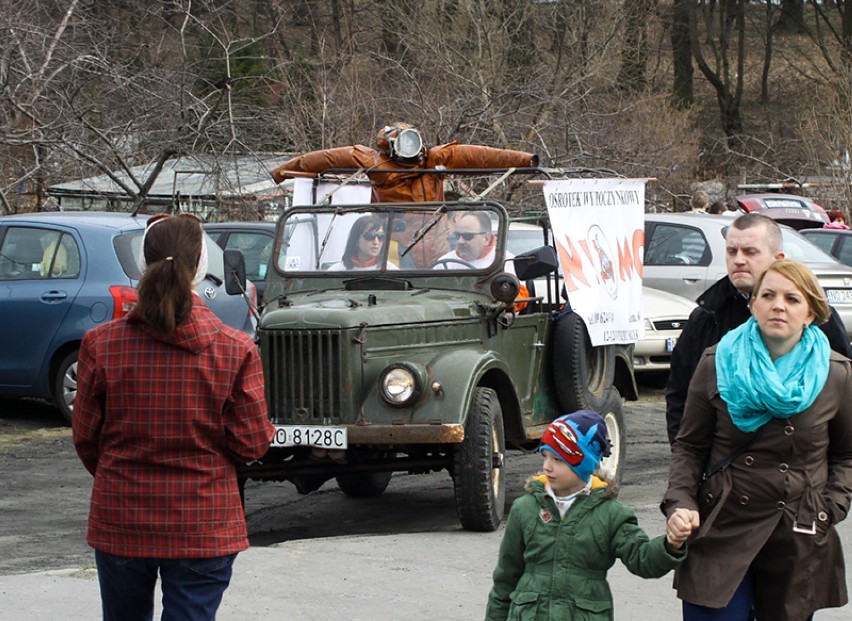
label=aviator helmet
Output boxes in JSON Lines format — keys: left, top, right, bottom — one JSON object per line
{"left": 375, "top": 122, "right": 425, "bottom": 164}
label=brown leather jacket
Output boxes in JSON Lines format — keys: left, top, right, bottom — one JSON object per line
{"left": 270, "top": 143, "right": 537, "bottom": 266}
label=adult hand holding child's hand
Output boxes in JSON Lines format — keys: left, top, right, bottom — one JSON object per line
{"left": 666, "top": 508, "right": 700, "bottom": 549}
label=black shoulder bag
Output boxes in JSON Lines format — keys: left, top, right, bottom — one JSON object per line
{"left": 701, "top": 424, "right": 767, "bottom": 482}
{"left": 693, "top": 425, "right": 768, "bottom": 538}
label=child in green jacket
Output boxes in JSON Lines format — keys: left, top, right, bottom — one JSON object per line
{"left": 485, "top": 410, "right": 693, "bottom": 621}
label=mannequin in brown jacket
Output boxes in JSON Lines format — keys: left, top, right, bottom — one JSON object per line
{"left": 270, "top": 123, "right": 538, "bottom": 266}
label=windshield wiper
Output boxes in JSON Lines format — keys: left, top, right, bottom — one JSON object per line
{"left": 401, "top": 205, "right": 447, "bottom": 259}
{"left": 315, "top": 210, "right": 340, "bottom": 269}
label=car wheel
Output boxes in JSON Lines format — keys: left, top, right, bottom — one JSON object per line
{"left": 336, "top": 472, "right": 393, "bottom": 498}
{"left": 597, "top": 388, "right": 626, "bottom": 485}
{"left": 54, "top": 350, "right": 78, "bottom": 423}
{"left": 552, "top": 311, "right": 615, "bottom": 412}
{"left": 452, "top": 387, "right": 506, "bottom": 532}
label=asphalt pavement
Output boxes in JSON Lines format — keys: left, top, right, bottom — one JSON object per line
{"left": 2, "top": 503, "right": 851, "bottom": 621}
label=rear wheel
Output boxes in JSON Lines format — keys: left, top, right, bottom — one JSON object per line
{"left": 452, "top": 387, "right": 506, "bottom": 532}
{"left": 336, "top": 472, "right": 393, "bottom": 498}
{"left": 54, "top": 350, "right": 78, "bottom": 423}
{"left": 597, "top": 389, "right": 626, "bottom": 485}
{"left": 552, "top": 312, "right": 615, "bottom": 412}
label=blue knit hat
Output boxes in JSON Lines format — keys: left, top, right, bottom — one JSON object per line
{"left": 539, "top": 410, "right": 610, "bottom": 482}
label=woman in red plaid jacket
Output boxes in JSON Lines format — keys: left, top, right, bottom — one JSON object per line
{"left": 72, "top": 213, "right": 274, "bottom": 621}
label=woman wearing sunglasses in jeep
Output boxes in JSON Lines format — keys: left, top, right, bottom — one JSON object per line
{"left": 328, "top": 215, "right": 397, "bottom": 271}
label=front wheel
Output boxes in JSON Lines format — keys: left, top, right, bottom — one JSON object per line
{"left": 552, "top": 312, "right": 615, "bottom": 412}
{"left": 597, "top": 389, "right": 626, "bottom": 485}
{"left": 452, "top": 387, "right": 506, "bottom": 532}
{"left": 54, "top": 350, "right": 78, "bottom": 423}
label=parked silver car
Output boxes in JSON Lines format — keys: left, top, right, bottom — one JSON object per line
{"left": 643, "top": 212, "right": 852, "bottom": 339}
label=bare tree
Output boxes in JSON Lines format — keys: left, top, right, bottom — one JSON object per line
{"left": 670, "top": 0, "right": 694, "bottom": 108}
{"left": 0, "top": 0, "right": 285, "bottom": 215}
{"left": 689, "top": 0, "right": 746, "bottom": 142}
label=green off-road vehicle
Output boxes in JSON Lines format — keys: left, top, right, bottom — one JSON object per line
{"left": 238, "top": 196, "right": 637, "bottom": 532}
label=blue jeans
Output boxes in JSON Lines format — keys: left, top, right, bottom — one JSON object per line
{"left": 682, "top": 571, "right": 813, "bottom": 621}
{"left": 95, "top": 550, "right": 236, "bottom": 621}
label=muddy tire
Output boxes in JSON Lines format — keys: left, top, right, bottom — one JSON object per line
{"left": 597, "top": 389, "right": 626, "bottom": 485}
{"left": 452, "top": 387, "right": 506, "bottom": 532}
{"left": 53, "top": 350, "right": 78, "bottom": 423}
{"left": 552, "top": 312, "right": 614, "bottom": 412}
{"left": 336, "top": 472, "right": 393, "bottom": 498}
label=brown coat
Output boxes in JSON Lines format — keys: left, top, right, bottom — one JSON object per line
{"left": 270, "top": 143, "right": 536, "bottom": 267}
{"left": 270, "top": 143, "right": 537, "bottom": 202}
{"left": 662, "top": 346, "right": 852, "bottom": 620}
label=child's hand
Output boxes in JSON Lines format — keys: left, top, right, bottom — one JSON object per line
{"left": 666, "top": 508, "right": 699, "bottom": 549}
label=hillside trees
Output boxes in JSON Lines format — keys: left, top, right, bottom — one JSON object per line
{"left": 3, "top": 1, "right": 852, "bottom": 215}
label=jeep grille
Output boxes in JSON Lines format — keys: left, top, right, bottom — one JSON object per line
{"left": 262, "top": 329, "right": 346, "bottom": 423}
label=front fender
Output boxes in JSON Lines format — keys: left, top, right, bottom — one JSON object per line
{"left": 363, "top": 349, "right": 512, "bottom": 431}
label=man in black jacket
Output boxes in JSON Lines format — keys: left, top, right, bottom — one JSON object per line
{"left": 665, "top": 212, "right": 852, "bottom": 444}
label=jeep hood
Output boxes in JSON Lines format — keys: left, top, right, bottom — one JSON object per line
{"left": 260, "top": 289, "right": 493, "bottom": 330}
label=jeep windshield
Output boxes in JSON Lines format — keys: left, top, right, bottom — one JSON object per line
{"left": 273, "top": 203, "right": 509, "bottom": 274}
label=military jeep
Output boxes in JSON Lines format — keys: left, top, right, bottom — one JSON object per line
{"left": 240, "top": 198, "right": 636, "bottom": 532}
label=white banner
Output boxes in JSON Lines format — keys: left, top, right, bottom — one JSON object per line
{"left": 543, "top": 179, "right": 645, "bottom": 346}
{"left": 292, "top": 178, "right": 372, "bottom": 206}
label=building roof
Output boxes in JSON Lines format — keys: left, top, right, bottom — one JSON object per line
{"left": 47, "top": 153, "right": 294, "bottom": 202}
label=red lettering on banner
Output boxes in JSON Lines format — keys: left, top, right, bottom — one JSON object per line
{"left": 633, "top": 229, "right": 644, "bottom": 278}
{"left": 616, "top": 229, "right": 644, "bottom": 281}
{"left": 555, "top": 235, "right": 590, "bottom": 292}
{"left": 617, "top": 237, "right": 633, "bottom": 281}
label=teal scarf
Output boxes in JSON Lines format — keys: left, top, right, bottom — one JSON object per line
{"left": 715, "top": 317, "right": 830, "bottom": 432}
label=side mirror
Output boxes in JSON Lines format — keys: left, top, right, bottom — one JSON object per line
{"left": 223, "top": 248, "right": 248, "bottom": 296}
{"left": 512, "top": 246, "right": 558, "bottom": 281}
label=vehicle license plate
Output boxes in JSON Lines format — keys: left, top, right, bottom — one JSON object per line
{"left": 826, "top": 289, "right": 852, "bottom": 304}
{"left": 666, "top": 337, "right": 678, "bottom": 353}
{"left": 271, "top": 425, "right": 348, "bottom": 449}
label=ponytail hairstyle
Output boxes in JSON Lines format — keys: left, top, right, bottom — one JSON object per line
{"left": 135, "top": 214, "right": 203, "bottom": 338}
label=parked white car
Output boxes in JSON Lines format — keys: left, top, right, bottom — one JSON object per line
{"left": 634, "top": 287, "right": 696, "bottom": 374}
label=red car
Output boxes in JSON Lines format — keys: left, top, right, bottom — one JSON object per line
{"left": 735, "top": 193, "right": 829, "bottom": 230}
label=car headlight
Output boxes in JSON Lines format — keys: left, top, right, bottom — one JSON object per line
{"left": 378, "top": 363, "right": 424, "bottom": 407}
{"left": 644, "top": 319, "right": 654, "bottom": 331}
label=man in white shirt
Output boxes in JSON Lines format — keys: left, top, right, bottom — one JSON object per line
{"left": 435, "top": 211, "right": 499, "bottom": 269}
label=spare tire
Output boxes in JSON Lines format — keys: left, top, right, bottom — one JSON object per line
{"left": 552, "top": 311, "right": 615, "bottom": 412}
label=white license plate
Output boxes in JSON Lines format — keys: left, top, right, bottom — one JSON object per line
{"left": 666, "top": 337, "right": 678, "bottom": 353}
{"left": 271, "top": 425, "right": 348, "bottom": 449}
{"left": 826, "top": 289, "right": 852, "bottom": 304}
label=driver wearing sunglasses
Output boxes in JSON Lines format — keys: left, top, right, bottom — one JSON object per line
{"left": 435, "top": 211, "right": 508, "bottom": 271}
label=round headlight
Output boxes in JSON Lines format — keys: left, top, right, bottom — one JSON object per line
{"left": 379, "top": 363, "right": 423, "bottom": 407}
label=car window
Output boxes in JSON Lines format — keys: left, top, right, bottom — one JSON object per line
{"left": 781, "top": 229, "right": 839, "bottom": 262}
{"left": 224, "top": 232, "right": 273, "bottom": 281}
{"left": 113, "top": 231, "right": 144, "bottom": 279}
{"left": 507, "top": 228, "right": 547, "bottom": 255}
{"left": 644, "top": 224, "right": 708, "bottom": 266}
{"left": 0, "top": 227, "right": 80, "bottom": 280}
{"left": 112, "top": 230, "right": 226, "bottom": 280}
{"left": 40, "top": 233, "right": 81, "bottom": 278}
{"left": 837, "top": 238, "right": 852, "bottom": 267}
{"left": 801, "top": 232, "right": 835, "bottom": 255}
